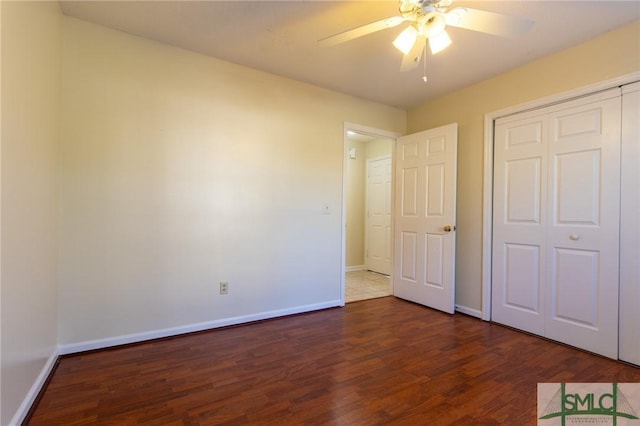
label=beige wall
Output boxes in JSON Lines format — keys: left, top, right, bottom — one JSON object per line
{"left": 407, "top": 21, "right": 640, "bottom": 311}
{"left": 58, "top": 17, "right": 406, "bottom": 345}
{"left": 0, "top": 2, "right": 61, "bottom": 425}
{"left": 345, "top": 139, "right": 366, "bottom": 267}
{"left": 366, "top": 138, "right": 393, "bottom": 160}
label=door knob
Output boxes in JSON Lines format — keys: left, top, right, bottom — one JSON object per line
{"left": 443, "top": 225, "right": 455, "bottom": 232}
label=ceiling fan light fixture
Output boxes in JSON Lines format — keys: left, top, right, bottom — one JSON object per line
{"left": 421, "top": 13, "right": 446, "bottom": 38}
{"left": 393, "top": 25, "right": 418, "bottom": 55}
{"left": 428, "top": 29, "right": 451, "bottom": 54}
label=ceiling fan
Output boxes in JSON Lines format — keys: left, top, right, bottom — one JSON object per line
{"left": 319, "top": 0, "right": 534, "bottom": 76}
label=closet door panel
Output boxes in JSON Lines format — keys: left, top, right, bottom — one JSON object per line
{"left": 492, "top": 113, "right": 547, "bottom": 336}
{"left": 545, "top": 94, "right": 621, "bottom": 359}
{"left": 620, "top": 82, "right": 640, "bottom": 366}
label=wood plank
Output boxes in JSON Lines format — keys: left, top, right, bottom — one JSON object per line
{"left": 27, "top": 297, "right": 640, "bottom": 424}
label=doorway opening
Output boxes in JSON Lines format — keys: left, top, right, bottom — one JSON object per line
{"left": 342, "top": 124, "right": 399, "bottom": 304}
{"left": 342, "top": 123, "right": 458, "bottom": 312}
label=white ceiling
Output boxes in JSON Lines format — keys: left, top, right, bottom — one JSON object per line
{"left": 59, "top": 1, "right": 640, "bottom": 109}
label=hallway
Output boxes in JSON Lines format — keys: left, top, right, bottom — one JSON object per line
{"left": 345, "top": 270, "right": 391, "bottom": 302}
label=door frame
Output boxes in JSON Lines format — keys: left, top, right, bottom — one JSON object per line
{"left": 341, "top": 123, "right": 401, "bottom": 306}
{"left": 480, "top": 71, "right": 640, "bottom": 321}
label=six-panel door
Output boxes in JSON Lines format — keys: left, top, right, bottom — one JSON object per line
{"left": 394, "top": 124, "right": 457, "bottom": 314}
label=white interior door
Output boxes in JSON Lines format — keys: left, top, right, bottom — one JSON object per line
{"left": 365, "top": 156, "right": 392, "bottom": 275}
{"left": 492, "top": 89, "right": 622, "bottom": 358}
{"left": 393, "top": 123, "right": 457, "bottom": 314}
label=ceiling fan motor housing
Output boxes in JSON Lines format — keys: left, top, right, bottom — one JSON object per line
{"left": 399, "top": 0, "right": 448, "bottom": 39}
{"left": 399, "top": 0, "right": 452, "bottom": 11}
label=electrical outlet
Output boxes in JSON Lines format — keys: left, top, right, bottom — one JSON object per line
{"left": 219, "top": 281, "right": 229, "bottom": 295}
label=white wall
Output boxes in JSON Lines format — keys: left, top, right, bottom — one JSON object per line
{"left": 0, "top": 2, "right": 61, "bottom": 425}
{"left": 58, "top": 17, "right": 406, "bottom": 347}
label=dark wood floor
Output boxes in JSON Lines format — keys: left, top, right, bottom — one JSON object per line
{"left": 28, "top": 297, "right": 639, "bottom": 425}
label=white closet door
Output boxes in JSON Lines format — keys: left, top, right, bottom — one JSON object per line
{"left": 544, "top": 93, "right": 621, "bottom": 359}
{"left": 492, "top": 89, "right": 622, "bottom": 359}
{"left": 492, "top": 111, "right": 548, "bottom": 336}
{"left": 619, "top": 82, "right": 640, "bottom": 365}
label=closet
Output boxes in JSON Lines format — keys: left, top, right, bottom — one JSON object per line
{"left": 491, "top": 84, "right": 638, "bottom": 361}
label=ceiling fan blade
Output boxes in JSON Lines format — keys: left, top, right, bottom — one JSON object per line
{"left": 400, "top": 35, "right": 426, "bottom": 72}
{"left": 446, "top": 7, "right": 534, "bottom": 38}
{"left": 318, "top": 16, "right": 405, "bottom": 47}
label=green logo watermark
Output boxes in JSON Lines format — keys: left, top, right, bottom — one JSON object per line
{"left": 538, "top": 383, "right": 640, "bottom": 425}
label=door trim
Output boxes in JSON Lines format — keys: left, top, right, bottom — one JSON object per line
{"left": 341, "top": 123, "right": 401, "bottom": 306}
{"left": 481, "top": 71, "right": 640, "bottom": 321}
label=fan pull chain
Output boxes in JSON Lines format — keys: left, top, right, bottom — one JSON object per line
{"left": 422, "top": 42, "right": 428, "bottom": 83}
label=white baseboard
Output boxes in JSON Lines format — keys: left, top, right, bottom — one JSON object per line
{"left": 345, "top": 265, "right": 365, "bottom": 272}
{"left": 9, "top": 349, "right": 59, "bottom": 426}
{"left": 59, "top": 300, "right": 342, "bottom": 355}
{"left": 455, "top": 304, "right": 483, "bottom": 319}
